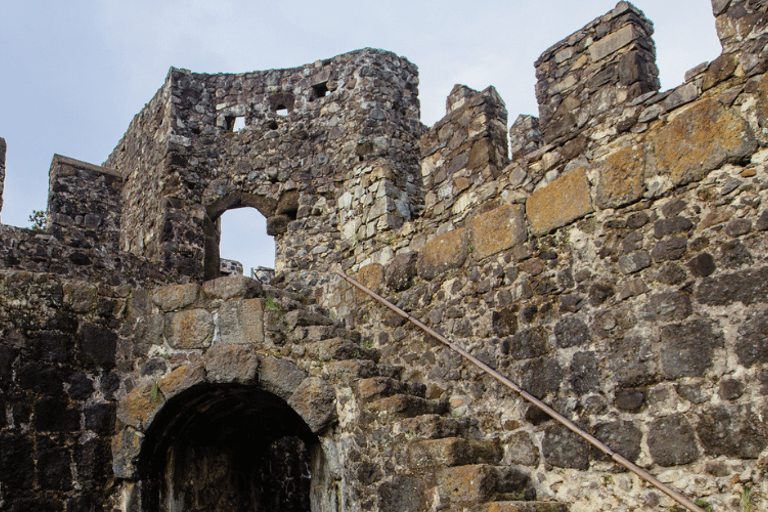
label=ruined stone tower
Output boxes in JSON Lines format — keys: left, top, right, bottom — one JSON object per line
{"left": 1, "top": 1, "right": 768, "bottom": 511}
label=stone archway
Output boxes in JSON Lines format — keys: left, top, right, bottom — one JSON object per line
{"left": 138, "top": 383, "right": 318, "bottom": 512}
{"left": 201, "top": 189, "right": 299, "bottom": 280}
{"left": 113, "top": 346, "right": 341, "bottom": 512}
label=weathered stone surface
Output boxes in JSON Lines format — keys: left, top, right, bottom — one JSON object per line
{"left": 367, "top": 394, "right": 441, "bottom": 418}
{"left": 257, "top": 355, "right": 306, "bottom": 401}
{"left": 589, "top": 24, "right": 639, "bottom": 61}
{"left": 504, "top": 431, "right": 539, "bottom": 467}
{"left": 487, "top": 503, "right": 568, "bottom": 512}
{"left": 218, "top": 298, "right": 264, "bottom": 345}
{"left": 642, "top": 291, "right": 692, "bottom": 322}
{"left": 116, "top": 381, "right": 165, "bottom": 429}
{"left": 618, "top": 251, "right": 651, "bottom": 274}
{"left": 654, "top": 216, "right": 693, "bottom": 238}
{"left": 592, "top": 421, "right": 642, "bottom": 462}
{"left": 650, "top": 237, "right": 687, "bottom": 261}
{"left": 696, "top": 266, "right": 768, "bottom": 306}
{"left": 520, "top": 357, "right": 562, "bottom": 399}
{"left": 504, "top": 326, "right": 548, "bottom": 360}
{"left": 696, "top": 405, "right": 767, "bottom": 458}
{"left": 77, "top": 323, "right": 117, "bottom": 369}
{"left": 204, "top": 343, "right": 260, "bottom": 383}
{"left": 542, "top": 424, "right": 589, "bottom": 469}
{"left": 554, "top": 316, "right": 590, "bottom": 348}
{"left": 152, "top": 283, "right": 199, "bottom": 311}
{"left": 736, "top": 310, "right": 768, "bottom": 367}
{"left": 417, "top": 228, "right": 470, "bottom": 280}
{"left": 469, "top": 204, "right": 527, "bottom": 260}
{"left": 288, "top": 377, "right": 337, "bottom": 433}
{"left": 652, "top": 99, "right": 756, "bottom": 186}
{"left": 595, "top": 144, "right": 646, "bottom": 208}
{"left": 164, "top": 309, "right": 213, "bottom": 349}
{"left": 378, "top": 476, "right": 423, "bottom": 512}
{"left": 570, "top": 351, "right": 599, "bottom": 394}
{"left": 111, "top": 427, "right": 144, "bottom": 479}
{"left": 202, "top": 275, "right": 262, "bottom": 300}
{"left": 408, "top": 437, "right": 499, "bottom": 469}
{"left": 436, "top": 464, "right": 498, "bottom": 502}
{"left": 527, "top": 168, "right": 593, "bottom": 236}
{"left": 385, "top": 252, "right": 418, "bottom": 291}
{"left": 687, "top": 252, "right": 716, "bottom": 277}
{"left": 614, "top": 389, "right": 645, "bottom": 411}
{"left": 718, "top": 378, "right": 744, "bottom": 400}
{"left": 648, "top": 414, "right": 700, "bottom": 466}
{"left": 357, "top": 263, "right": 385, "bottom": 296}
{"left": 661, "top": 320, "right": 722, "bottom": 379}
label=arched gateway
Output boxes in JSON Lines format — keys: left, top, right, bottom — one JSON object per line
{"left": 112, "top": 277, "right": 343, "bottom": 512}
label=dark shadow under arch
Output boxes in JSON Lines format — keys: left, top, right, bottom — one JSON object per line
{"left": 138, "top": 383, "right": 319, "bottom": 512}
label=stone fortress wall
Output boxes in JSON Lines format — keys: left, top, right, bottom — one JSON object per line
{"left": 0, "top": 1, "right": 767, "bottom": 511}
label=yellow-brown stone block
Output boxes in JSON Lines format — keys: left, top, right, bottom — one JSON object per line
{"left": 526, "top": 168, "right": 593, "bottom": 236}
{"left": 416, "top": 228, "right": 470, "bottom": 280}
{"left": 436, "top": 464, "right": 496, "bottom": 503}
{"left": 469, "top": 204, "right": 527, "bottom": 260}
{"left": 152, "top": 283, "right": 199, "bottom": 311}
{"left": 595, "top": 144, "right": 646, "bottom": 209}
{"left": 159, "top": 362, "right": 206, "bottom": 399}
{"left": 116, "top": 381, "right": 164, "bottom": 429}
{"left": 356, "top": 263, "right": 385, "bottom": 298}
{"left": 164, "top": 309, "right": 214, "bottom": 348}
{"left": 652, "top": 99, "right": 756, "bottom": 186}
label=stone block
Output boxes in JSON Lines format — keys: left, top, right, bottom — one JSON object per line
{"left": 204, "top": 343, "right": 260, "bottom": 383}
{"left": 367, "top": 394, "right": 441, "bottom": 418}
{"left": 416, "top": 228, "right": 470, "bottom": 280}
{"left": 696, "top": 404, "right": 767, "bottom": 458}
{"left": 77, "top": 323, "right": 117, "bottom": 369}
{"left": 152, "top": 283, "right": 199, "bottom": 311}
{"left": 652, "top": 99, "right": 756, "bottom": 186}
{"left": 469, "top": 204, "right": 527, "bottom": 260}
{"left": 288, "top": 377, "right": 337, "bottom": 433}
{"left": 164, "top": 309, "right": 214, "bottom": 349}
{"left": 202, "top": 275, "right": 262, "bottom": 300}
{"left": 486, "top": 503, "right": 568, "bottom": 512}
{"left": 526, "top": 168, "right": 593, "bottom": 236}
{"left": 159, "top": 363, "right": 205, "bottom": 400}
{"left": 618, "top": 251, "right": 651, "bottom": 274}
{"left": 357, "top": 263, "right": 385, "bottom": 297}
{"left": 542, "top": 424, "right": 589, "bottom": 469}
{"left": 408, "top": 437, "right": 499, "bottom": 469}
{"left": 736, "top": 310, "right": 768, "bottom": 367}
{"left": 595, "top": 144, "right": 646, "bottom": 209}
{"left": 648, "top": 414, "right": 700, "bottom": 466}
{"left": 588, "top": 24, "right": 639, "bottom": 61}
{"left": 437, "top": 464, "right": 498, "bottom": 503}
{"left": 116, "top": 381, "right": 165, "bottom": 429}
{"left": 378, "top": 476, "right": 423, "bottom": 512}
{"left": 592, "top": 421, "right": 642, "bottom": 462}
{"left": 696, "top": 266, "right": 768, "bottom": 306}
{"left": 385, "top": 252, "right": 418, "bottom": 291}
{"left": 660, "top": 320, "right": 722, "bottom": 379}
{"left": 111, "top": 428, "right": 143, "bottom": 479}
{"left": 257, "top": 355, "right": 306, "bottom": 400}
{"left": 218, "top": 298, "right": 264, "bottom": 345}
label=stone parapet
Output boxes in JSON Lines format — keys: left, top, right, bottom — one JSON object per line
{"left": 533, "top": 1, "right": 659, "bottom": 147}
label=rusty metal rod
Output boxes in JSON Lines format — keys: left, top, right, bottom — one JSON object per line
{"left": 335, "top": 270, "right": 705, "bottom": 512}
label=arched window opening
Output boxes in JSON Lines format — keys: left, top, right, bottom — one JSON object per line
{"left": 138, "top": 385, "right": 319, "bottom": 512}
{"left": 205, "top": 206, "right": 275, "bottom": 281}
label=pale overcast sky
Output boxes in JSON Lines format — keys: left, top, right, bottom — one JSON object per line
{"left": 0, "top": 1, "right": 721, "bottom": 272}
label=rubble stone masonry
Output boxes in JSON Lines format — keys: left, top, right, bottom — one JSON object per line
{"left": 1, "top": 1, "right": 768, "bottom": 511}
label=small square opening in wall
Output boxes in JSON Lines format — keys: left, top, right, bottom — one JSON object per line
{"left": 232, "top": 116, "right": 246, "bottom": 131}
{"left": 276, "top": 105, "right": 289, "bottom": 117}
{"left": 311, "top": 83, "right": 328, "bottom": 101}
